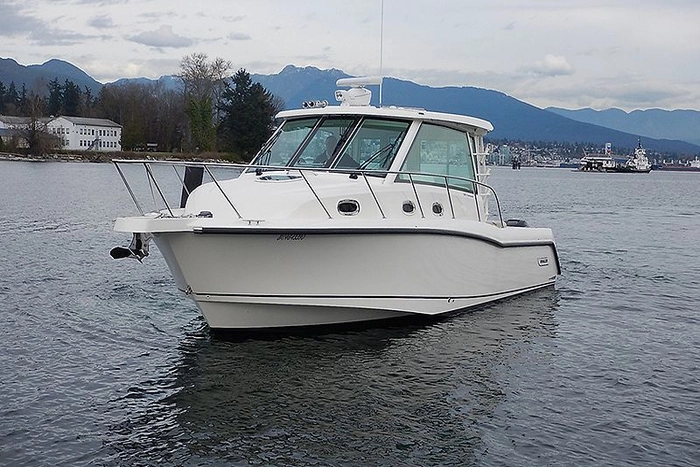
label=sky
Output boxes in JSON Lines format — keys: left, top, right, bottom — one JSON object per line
{"left": 1, "top": 0, "right": 699, "bottom": 111}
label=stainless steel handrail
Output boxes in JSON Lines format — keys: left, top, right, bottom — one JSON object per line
{"left": 144, "top": 162, "right": 174, "bottom": 217}
{"left": 112, "top": 159, "right": 504, "bottom": 226}
{"left": 202, "top": 165, "right": 243, "bottom": 219}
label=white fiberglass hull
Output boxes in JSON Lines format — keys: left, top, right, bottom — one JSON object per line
{"left": 149, "top": 226, "right": 559, "bottom": 330}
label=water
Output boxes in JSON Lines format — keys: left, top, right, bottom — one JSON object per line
{"left": 0, "top": 161, "right": 698, "bottom": 466}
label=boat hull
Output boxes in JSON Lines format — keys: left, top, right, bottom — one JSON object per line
{"left": 152, "top": 228, "right": 559, "bottom": 330}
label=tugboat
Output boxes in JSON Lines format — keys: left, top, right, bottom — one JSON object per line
{"left": 612, "top": 138, "right": 652, "bottom": 173}
{"left": 579, "top": 140, "right": 652, "bottom": 173}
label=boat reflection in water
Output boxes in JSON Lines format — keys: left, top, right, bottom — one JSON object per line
{"left": 103, "top": 287, "right": 560, "bottom": 465}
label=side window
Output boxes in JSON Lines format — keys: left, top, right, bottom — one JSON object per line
{"left": 399, "top": 123, "right": 474, "bottom": 192}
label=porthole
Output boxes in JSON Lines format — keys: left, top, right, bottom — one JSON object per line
{"left": 337, "top": 199, "right": 360, "bottom": 216}
{"left": 432, "top": 202, "right": 444, "bottom": 216}
{"left": 402, "top": 200, "right": 415, "bottom": 215}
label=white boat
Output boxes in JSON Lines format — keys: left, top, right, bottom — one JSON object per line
{"left": 579, "top": 140, "right": 652, "bottom": 173}
{"left": 613, "top": 138, "right": 652, "bottom": 173}
{"left": 111, "top": 77, "right": 560, "bottom": 331}
{"left": 579, "top": 142, "right": 616, "bottom": 171}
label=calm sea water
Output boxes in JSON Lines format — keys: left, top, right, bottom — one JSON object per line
{"left": 0, "top": 161, "right": 698, "bottom": 466}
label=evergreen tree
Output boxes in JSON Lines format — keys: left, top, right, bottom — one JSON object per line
{"left": 18, "top": 84, "right": 28, "bottom": 116}
{"left": 47, "top": 78, "right": 62, "bottom": 116}
{"left": 0, "top": 81, "right": 6, "bottom": 114}
{"left": 63, "top": 79, "right": 82, "bottom": 116}
{"left": 185, "top": 96, "right": 215, "bottom": 152}
{"left": 83, "top": 86, "right": 94, "bottom": 116}
{"left": 6, "top": 81, "right": 19, "bottom": 114}
{"left": 218, "top": 69, "right": 277, "bottom": 160}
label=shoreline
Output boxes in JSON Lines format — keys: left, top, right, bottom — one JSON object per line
{"left": 0, "top": 151, "right": 237, "bottom": 164}
{"left": 0, "top": 152, "right": 112, "bottom": 163}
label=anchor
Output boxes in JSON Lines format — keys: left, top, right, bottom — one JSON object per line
{"left": 110, "top": 233, "right": 153, "bottom": 262}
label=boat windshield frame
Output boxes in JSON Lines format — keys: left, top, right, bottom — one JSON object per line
{"left": 251, "top": 115, "right": 411, "bottom": 175}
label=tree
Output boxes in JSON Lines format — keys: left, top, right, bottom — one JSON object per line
{"left": 0, "top": 81, "right": 6, "bottom": 114}
{"left": 47, "top": 78, "right": 62, "bottom": 116}
{"left": 217, "top": 69, "right": 278, "bottom": 160}
{"left": 186, "top": 96, "right": 216, "bottom": 152}
{"left": 5, "top": 81, "right": 20, "bottom": 115}
{"left": 18, "top": 84, "right": 28, "bottom": 115}
{"left": 179, "top": 53, "right": 231, "bottom": 152}
{"left": 82, "top": 86, "right": 95, "bottom": 116}
{"left": 19, "top": 91, "right": 58, "bottom": 155}
{"left": 96, "top": 81, "right": 186, "bottom": 152}
{"left": 63, "top": 80, "right": 82, "bottom": 116}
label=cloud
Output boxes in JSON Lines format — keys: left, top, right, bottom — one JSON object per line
{"left": 0, "top": 1, "right": 46, "bottom": 36}
{"left": 228, "top": 32, "right": 252, "bottom": 41}
{"left": 73, "top": 0, "right": 128, "bottom": 4}
{"left": 29, "top": 27, "right": 104, "bottom": 46}
{"left": 128, "top": 25, "right": 193, "bottom": 48}
{"left": 89, "top": 14, "right": 116, "bottom": 29}
{"left": 0, "top": 2, "right": 103, "bottom": 45}
{"left": 525, "top": 54, "right": 575, "bottom": 77}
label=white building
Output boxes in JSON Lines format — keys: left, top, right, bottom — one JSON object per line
{"left": 46, "top": 116, "right": 122, "bottom": 151}
{"left": 0, "top": 115, "right": 32, "bottom": 148}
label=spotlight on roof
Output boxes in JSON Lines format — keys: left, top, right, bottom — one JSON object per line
{"left": 302, "top": 100, "right": 328, "bottom": 108}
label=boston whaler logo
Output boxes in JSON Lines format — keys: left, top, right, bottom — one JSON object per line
{"left": 537, "top": 257, "right": 550, "bottom": 267}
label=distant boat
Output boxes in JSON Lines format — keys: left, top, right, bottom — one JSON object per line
{"left": 610, "top": 138, "right": 652, "bottom": 173}
{"left": 579, "top": 140, "right": 651, "bottom": 173}
{"left": 579, "top": 142, "right": 616, "bottom": 171}
{"left": 656, "top": 157, "right": 700, "bottom": 172}
{"left": 579, "top": 155, "right": 615, "bottom": 171}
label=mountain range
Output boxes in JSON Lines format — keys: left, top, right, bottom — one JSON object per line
{"left": 0, "top": 57, "right": 103, "bottom": 95}
{"left": 2, "top": 57, "right": 699, "bottom": 155}
{"left": 546, "top": 107, "right": 700, "bottom": 147}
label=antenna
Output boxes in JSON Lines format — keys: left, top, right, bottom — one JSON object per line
{"left": 379, "top": 0, "right": 384, "bottom": 106}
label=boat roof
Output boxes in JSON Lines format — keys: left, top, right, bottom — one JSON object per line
{"left": 277, "top": 105, "right": 494, "bottom": 135}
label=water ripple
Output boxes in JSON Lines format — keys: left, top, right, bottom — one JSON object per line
{"left": 1, "top": 163, "right": 699, "bottom": 466}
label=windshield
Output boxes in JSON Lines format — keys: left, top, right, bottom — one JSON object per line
{"left": 291, "top": 118, "right": 355, "bottom": 168}
{"left": 251, "top": 116, "right": 410, "bottom": 172}
{"left": 252, "top": 118, "right": 317, "bottom": 167}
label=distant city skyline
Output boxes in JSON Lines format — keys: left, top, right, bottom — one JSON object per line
{"left": 1, "top": 0, "right": 699, "bottom": 111}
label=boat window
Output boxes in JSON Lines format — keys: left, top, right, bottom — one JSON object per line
{"left": 398, "top": 123, "right": 475, "bottom": 192}
{"left": 291, "top": 118, "right": 356, "bottom": 168}
{"left": 253, "top": 118, "right": 318, "bottom": 167}
{"left": 336, "top": 119, "right": 410, "bottom": 172}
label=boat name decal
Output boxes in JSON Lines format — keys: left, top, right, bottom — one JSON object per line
{"left": 277, "top": 234, "right": 307, "bottom": 241}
